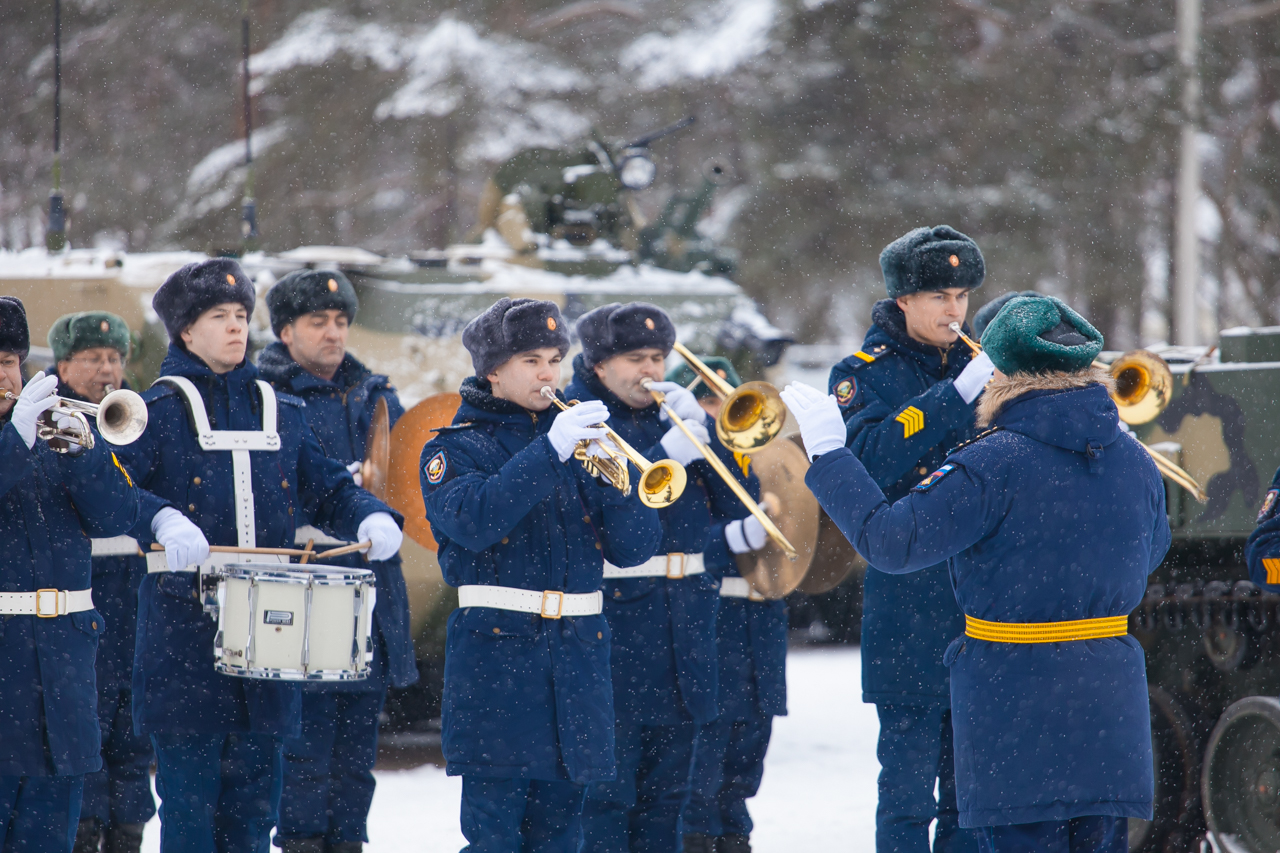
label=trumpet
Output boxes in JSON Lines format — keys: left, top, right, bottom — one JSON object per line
{"left": 540, "top": 387, "right": 687, "bottom": 509}
{"left": 642, "top": 378, "right": 798, "bottom": 560}
{"left": 1, "top": 386, "right": 149, "bottom": 452}
{"left": 673, "top": 343, "right": 787, "bottom": 453}
{"left": 946, "top": 322, "right": 1207, "bottom": 502}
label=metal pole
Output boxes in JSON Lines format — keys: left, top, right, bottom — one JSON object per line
{"left": 240, "top": 0, "right": 258, "bottom": 246}
{"left": 1174, "top": 0, "right": 1201, "bottom": 345}
{"left": 47, "top": 0, "right": 66, "bottom": 252}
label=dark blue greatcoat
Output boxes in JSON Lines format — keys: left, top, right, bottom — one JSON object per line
{"left": 1245, "top": 466, "right": 1280, "bottom": 589}
{"left": 807, "top": 379, "right": 1171, "bottom": 827}
{"left": 565, "top": 355, "right": 754, "bottom": 726}
{"left": 421, "top": 377, "right": 662, "bottom": 784}
{"left": 827, "top": 299, "right": 977, "bottom": 705}
{"left": 257, "top": 343, "right": 418, "bottom": 691}
{"left": 0, "top": 416, "right": 138, "bottom": 777}
{"left": 113, "top": 346, "right": 396, "bottom": 738}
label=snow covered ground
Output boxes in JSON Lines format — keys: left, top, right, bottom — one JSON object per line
{"left": 143, "top": 646, "right": 878, "bottom": 851}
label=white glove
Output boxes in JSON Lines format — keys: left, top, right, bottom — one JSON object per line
{"left": 953, "top": 351, "right": 995, "bottom": 405}
{"left": 358, "top": 512, "right": 403, "bottom": 561}
{"left": 52, "top": 411, "right": 85, "bottom": 455}
{"left": 725, "top": 515, "right": 768, "bottom": 554}
{"left": 346, "top": 460, "right": 364, "bottom": 487}
{"left": 10, "top": 371, "right": 59, "bottom": 449}
{"left": 151, "top": 506, "right": 210, "bottom": 571}
{"left": 548, "top": 400, "right": 610, "bottom": 463}
{"left": 648, "top": 381, "right": 707, "bottom": 424}
{"left": 584, "top": 435, "right": 622, "bottom": 460}
{"left": 779, "top": 383, "right": 847, "bottom": 460}
{"left": 660, "top": 420, "right": 711, "bottom": 466}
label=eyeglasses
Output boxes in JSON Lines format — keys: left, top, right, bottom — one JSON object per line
{"left": 67, "top": 353, "right": 125, "bottom": 369}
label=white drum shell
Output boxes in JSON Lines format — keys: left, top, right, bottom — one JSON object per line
{"left": 214, "top": 564, "right": 376, "bottom": 681}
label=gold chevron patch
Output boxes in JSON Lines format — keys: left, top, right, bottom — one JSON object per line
{"left": 1265, "top": 558, "right": 1280, "bottom": 585}
{"left": 895, "top": 407, "right": 924, "bottom": 438}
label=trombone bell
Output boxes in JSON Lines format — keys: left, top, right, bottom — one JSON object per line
{"left": 717, "top": 382, "right": 787, "bottom": 453}
{"left": 1108, "top": 350, "right": 1172, "bottom": 425}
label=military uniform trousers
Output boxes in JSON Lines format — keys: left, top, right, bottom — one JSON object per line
{"left": 81, "top": 684, "right": 155, "bottom": 829}
{"left": 151, "top": 732, "right": 283, "bottom": 853}
{"left": 460, "top": 777, "right": 586, "bottom": 853}
{"left": 875, "top": 704, "right": 977, "bottom": 853}
{"left": 975, "top": 817, "right": 1125, "bottom": 853}
{"left": 0, "top": 775, "right": 84, "bottom": 852}
{"left": 580, "top": 719, "right": 699, "bottom": 853}
{"left": 684, "top": 714, "right": 772, "bottom": 838}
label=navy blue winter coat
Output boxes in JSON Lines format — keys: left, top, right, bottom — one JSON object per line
{"left": 1245, "top": 466, "right": 1280, "bottom": 588}
{"left": 114, "top": 346, "right": 396, "bottom": 738}
{"left": 807, "top": 374, "right": 1171, "bottom": 827}
{"left": 257, "top": 343, "right": 418, "bottom": 691}
{"left": 827, "top": 299, "right": 977, "bottom": 705}
{"left": 422, "top": 377, "right": 662, "bottom": 783}
{"left": 0, "top": 416, "right": 138, "bottom": 776}
{"left": 565, "top": 356, "right": 755, "bottom": 726}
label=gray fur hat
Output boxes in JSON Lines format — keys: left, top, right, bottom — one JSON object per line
{"left": 463, "top": 298, "right": 571, "bottom": 377}
{"left": 880, "top": 225, "right": 985, "bottom": 298}
{"left": 575, "top": 302, "right": 677, "bottom": 369}
{"left": 153, "top": 259, "right": 256, "bottom": 342}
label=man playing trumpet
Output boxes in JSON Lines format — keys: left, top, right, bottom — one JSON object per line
{"left": 566, "top": 302, "right": 763, "bottom": 853}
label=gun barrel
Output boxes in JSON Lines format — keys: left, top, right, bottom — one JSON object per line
{"left": 625, "top": 116, "right": 696, "bottom": 150}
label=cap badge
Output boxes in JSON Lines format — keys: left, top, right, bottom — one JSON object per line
{"left": 644, "top": 318, "right": 655, "bottom": 330}
{"left": 100, "top": 320, "right": 110, "bottom": 332}
{"left": 547, "top": 316, "right": 557, "bottom": 331}
{"left": 226, "top": 273, "right": 236, "bottom": 285}
{"left": 327, "top": 278, "right": 338, "bottom": 292}
{"left": 949, "top": 254, "right": 960, "bottom": 267}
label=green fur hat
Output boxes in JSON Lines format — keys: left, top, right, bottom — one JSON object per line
{"left": 665, "top": 356, "right": 741, "bottom": 400}
{"left": 980, "top": 295, "right": 1103, "bottom": 375}
{"left": 48, "top": 311, "right": 131, "bottom": 362}
{"left": 972, "top": 290, "right": 1039, "bottom": 340}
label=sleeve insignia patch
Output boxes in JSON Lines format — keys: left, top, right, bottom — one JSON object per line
{"left": 895, "top": 406, "right": 925, "bottom": 438}
{"left": 834, "top": 377, "right": 857, "bottom": 406}
{"left": 1259, "top": 489, "right": 1279, "bottom": 522}
{"left": 914, "top": 464, "right": 955, "bottom": 490}
{"left": 425, "top": 450, "right": 448, "bottom": 485}
{"left": 111, "top": 452, "right": 134, "bottom": 488}
{"left": 1264, "top": 557, "right": 1280, "bottom": 585}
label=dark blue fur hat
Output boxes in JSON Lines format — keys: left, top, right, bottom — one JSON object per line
{"left": 575, "top": 302, "right": 677, "bottom": 369}
{"left": 0, "top": 297, "right": 30, "bottom": 363}
{"left": 880, "top": 225, "right": 985, "bottom": 298}
{"left": 266, "top": 269, "right": 360, "bottom": 336}
{"left": 152, "top": 259, "right": 256, "bottom": 343}
{"left": 463, "top": 298, "right": 571, "bottom": 377}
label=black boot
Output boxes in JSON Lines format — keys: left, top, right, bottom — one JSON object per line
{"left": 104, "top": 823, "right": 145, "bottom": 853}
{"left": 683, "top": 834, "right": 717, "bottom": 853}
{"left": 326, "top": 844, "right": 363, "bottom": 853}
{"left": 718, "top": 835, "right": 752, "bottom": 853}
{"left": 73, "top": 819, "right": 102, "bottom": 853}
{"left": 280, "top": 840, "right": 326, "bottom": 853}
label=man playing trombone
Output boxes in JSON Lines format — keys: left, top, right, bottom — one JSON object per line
{"left": 567, "top": 302, "right": 763, "bottom": 853}
{"left": 0, "top": 297, "right": 140, "bottom": 850}
{"left": 46, "top": 311, "right": 157, "bottom": 853}
{"left": 420, "top": 297, "right": 661, "bottom": 853}
{"left": 826, "top": 226, "right": 992, "bottom": 853}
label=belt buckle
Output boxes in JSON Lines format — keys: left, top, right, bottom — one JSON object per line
{"left": 540, "top": 590, "right": 564, "bottom": 619}
{"left": 35, "top": 589, "right": 62, "bottom": 618}
{"left": 666, "top": 553, "right": 686, "bottom": 579}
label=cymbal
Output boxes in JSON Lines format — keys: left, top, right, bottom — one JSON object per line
{"left": 797, "top": 507, "right": 868, "bottom": 595}
{"left": 361, "top": 397, "right": 390, "bottom": 502}
{"left": 734, "top": 436, "right": 819, "bottom": 599}
{"left": 387, "top": 392, "right": 462, "bottom": 550}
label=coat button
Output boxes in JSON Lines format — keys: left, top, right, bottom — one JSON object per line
{"left": 492, "top": 627, "right": 501, "bottom": 634}
{"left": 583, "top": 515, "right": 591, "bottom": 523}
{"left": 92, "top": 621, "right": 98, "bottom": 630}
{"left": 918, "top": 467, "right": 927, "bottom": 475}
{"left": 282, "top": 480, "right": 289, "bottom": 489}
{"left": 188, "top": 504, "right": 196, "bottom": 512}
{"left": 614, "top": 589, "right": 622, "bottom": 598}
{"left": 501, "top": 537, "right": 509, "bottom": 544}
{"left": 597, "top": 631, "right": 603, "bottom": 639}
{"left": 595, "top": 542, "right": 602, "bottom": 550}
{"left": 192, "top": 476, "right": 201, "bottom": 485}
{"left": 288, "top": 507, "right": 294, "bottom": 516}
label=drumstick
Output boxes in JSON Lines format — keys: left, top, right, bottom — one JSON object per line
{"left": 149, "top": 544, "right": 313, "bottom": 558}
{"left": 299, "top": 539, "right": 315, "bottom": 565}
{"left": 314, "top": 541, "right": 374, "bottom": 560}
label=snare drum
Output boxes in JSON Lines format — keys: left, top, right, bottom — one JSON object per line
{"left": 213, "top": 563, "right": 377, "bottom": 681}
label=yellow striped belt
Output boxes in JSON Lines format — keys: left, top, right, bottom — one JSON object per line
{"left": 964, "top": 614, "right": 1129, "bottom": 644}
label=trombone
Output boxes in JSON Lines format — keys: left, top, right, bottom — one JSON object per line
{"left": 540, "top": 387, "right": 687, "bottom": 508}
{"left": 673, "top": 343, "right": 787, "bottom": 453}
{"left": 947, "top": 322, "right": 1207, "bottom": 502}
{"left": 642, "top": 378, "right": 798, "bottom": 560}
{"left": 1, "top": 386, "right": 148, "bottom": 452}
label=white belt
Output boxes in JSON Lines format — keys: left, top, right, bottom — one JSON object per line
{"left": 294, "top": 525, "right": 347, "bottom": 547}
{"left": 91, "top": 536, "right": 142, "bottom": 557}
{"left": 0, "top": 588, "right": 94, "bottom": 617}
{"left": 602, "top": 553, "right": 705, "bottom": 580}
{"left": 719, "top": 576, "right": 766, "bottom": 601}
{"left": 457, "top": 585, "right": 604, "bottom": 619}
{"left": 146, "top": 551, "right": 288, "bottom": 574}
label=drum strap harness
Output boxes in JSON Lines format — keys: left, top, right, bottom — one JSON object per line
{"left": 719, "top": 576, "right": 766, "bottom": 601}
{"left": 964, "top": 614, "right": 1129, "bottom": 643}
{"left": 602, "top": 552, "right": 705, "bottom": 580}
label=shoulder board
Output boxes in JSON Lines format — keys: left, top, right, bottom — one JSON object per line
{"left": 432, "top": 421, "right": 478, "bottom": 434}
{"left": 851, "top": 350, "right": 877, "bottom": 364}
{"left": 275, "top": 390, "right": 306, "bottom": 408}
{"left": 948, "top": 426, "right": 1003, "bottom": 455}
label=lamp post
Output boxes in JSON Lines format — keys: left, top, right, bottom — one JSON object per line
{"left": 1173, "top": 0, "right": 1201, "bottom": 345}
{"left": 46, "top": 0, "right": 66, "bottom": 252}
{"left": 240, "top": 0, "right": 258, "bottom": 249}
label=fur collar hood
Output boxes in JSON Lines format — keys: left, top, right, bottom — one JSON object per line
{"left": 976, "top": 367, "right": 1114, "bottom": 428}
{"left": 977, "top": 367, "right": 1121, "bottom": 454}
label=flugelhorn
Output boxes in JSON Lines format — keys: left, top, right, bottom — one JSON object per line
{"left": 1, "top": 387, "right": 148, "bottom": 452}
{"left": 673, "top": 343, "right": 787, "bottom": 453}
{"left": 540, "top": 387, "right": 687, "bottom": 508}
{"left": 642, "top": 378, "right": 798, "bottom": 560}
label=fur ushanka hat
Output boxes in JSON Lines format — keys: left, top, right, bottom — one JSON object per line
{"left": 48, "top": 311, "right": 131, "bottom": 362}
{"left": 972, "top": 290, "right": 1040, "bottom": 339}
{"left": 0, "top": 297, "right": 30, "bottom": 362}
{"left": 880, "top": 225, "right": 985, "bottom": 298}
{"left": 266, "top": 269, "right": 360, "bottom": 337}
{"left": 980, "top": 295, "right": 1104, "bottom": 375}
{"left": 575, "top": 302, "right": 677, "bottom": 369}
{"left": 665, "top": 356, "right": 741, "bottom": 400}
{"left": 153, "top": 259, "right": 256, "bottom": 343}
{"left": 462, "top": 298, "right": 571, "bottom": 378}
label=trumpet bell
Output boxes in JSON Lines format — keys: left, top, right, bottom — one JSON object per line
{"left": 716, "top": 382, "right": 788, "bottom": 453}
{"left": 1109, "top": 350, "right": 1173, "bottom": 425}
{"left": 97, "top": 388, "right": 149, "bottom": 445}
{"left": 637, "top": 460, "right": 687, "bottom": 509}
